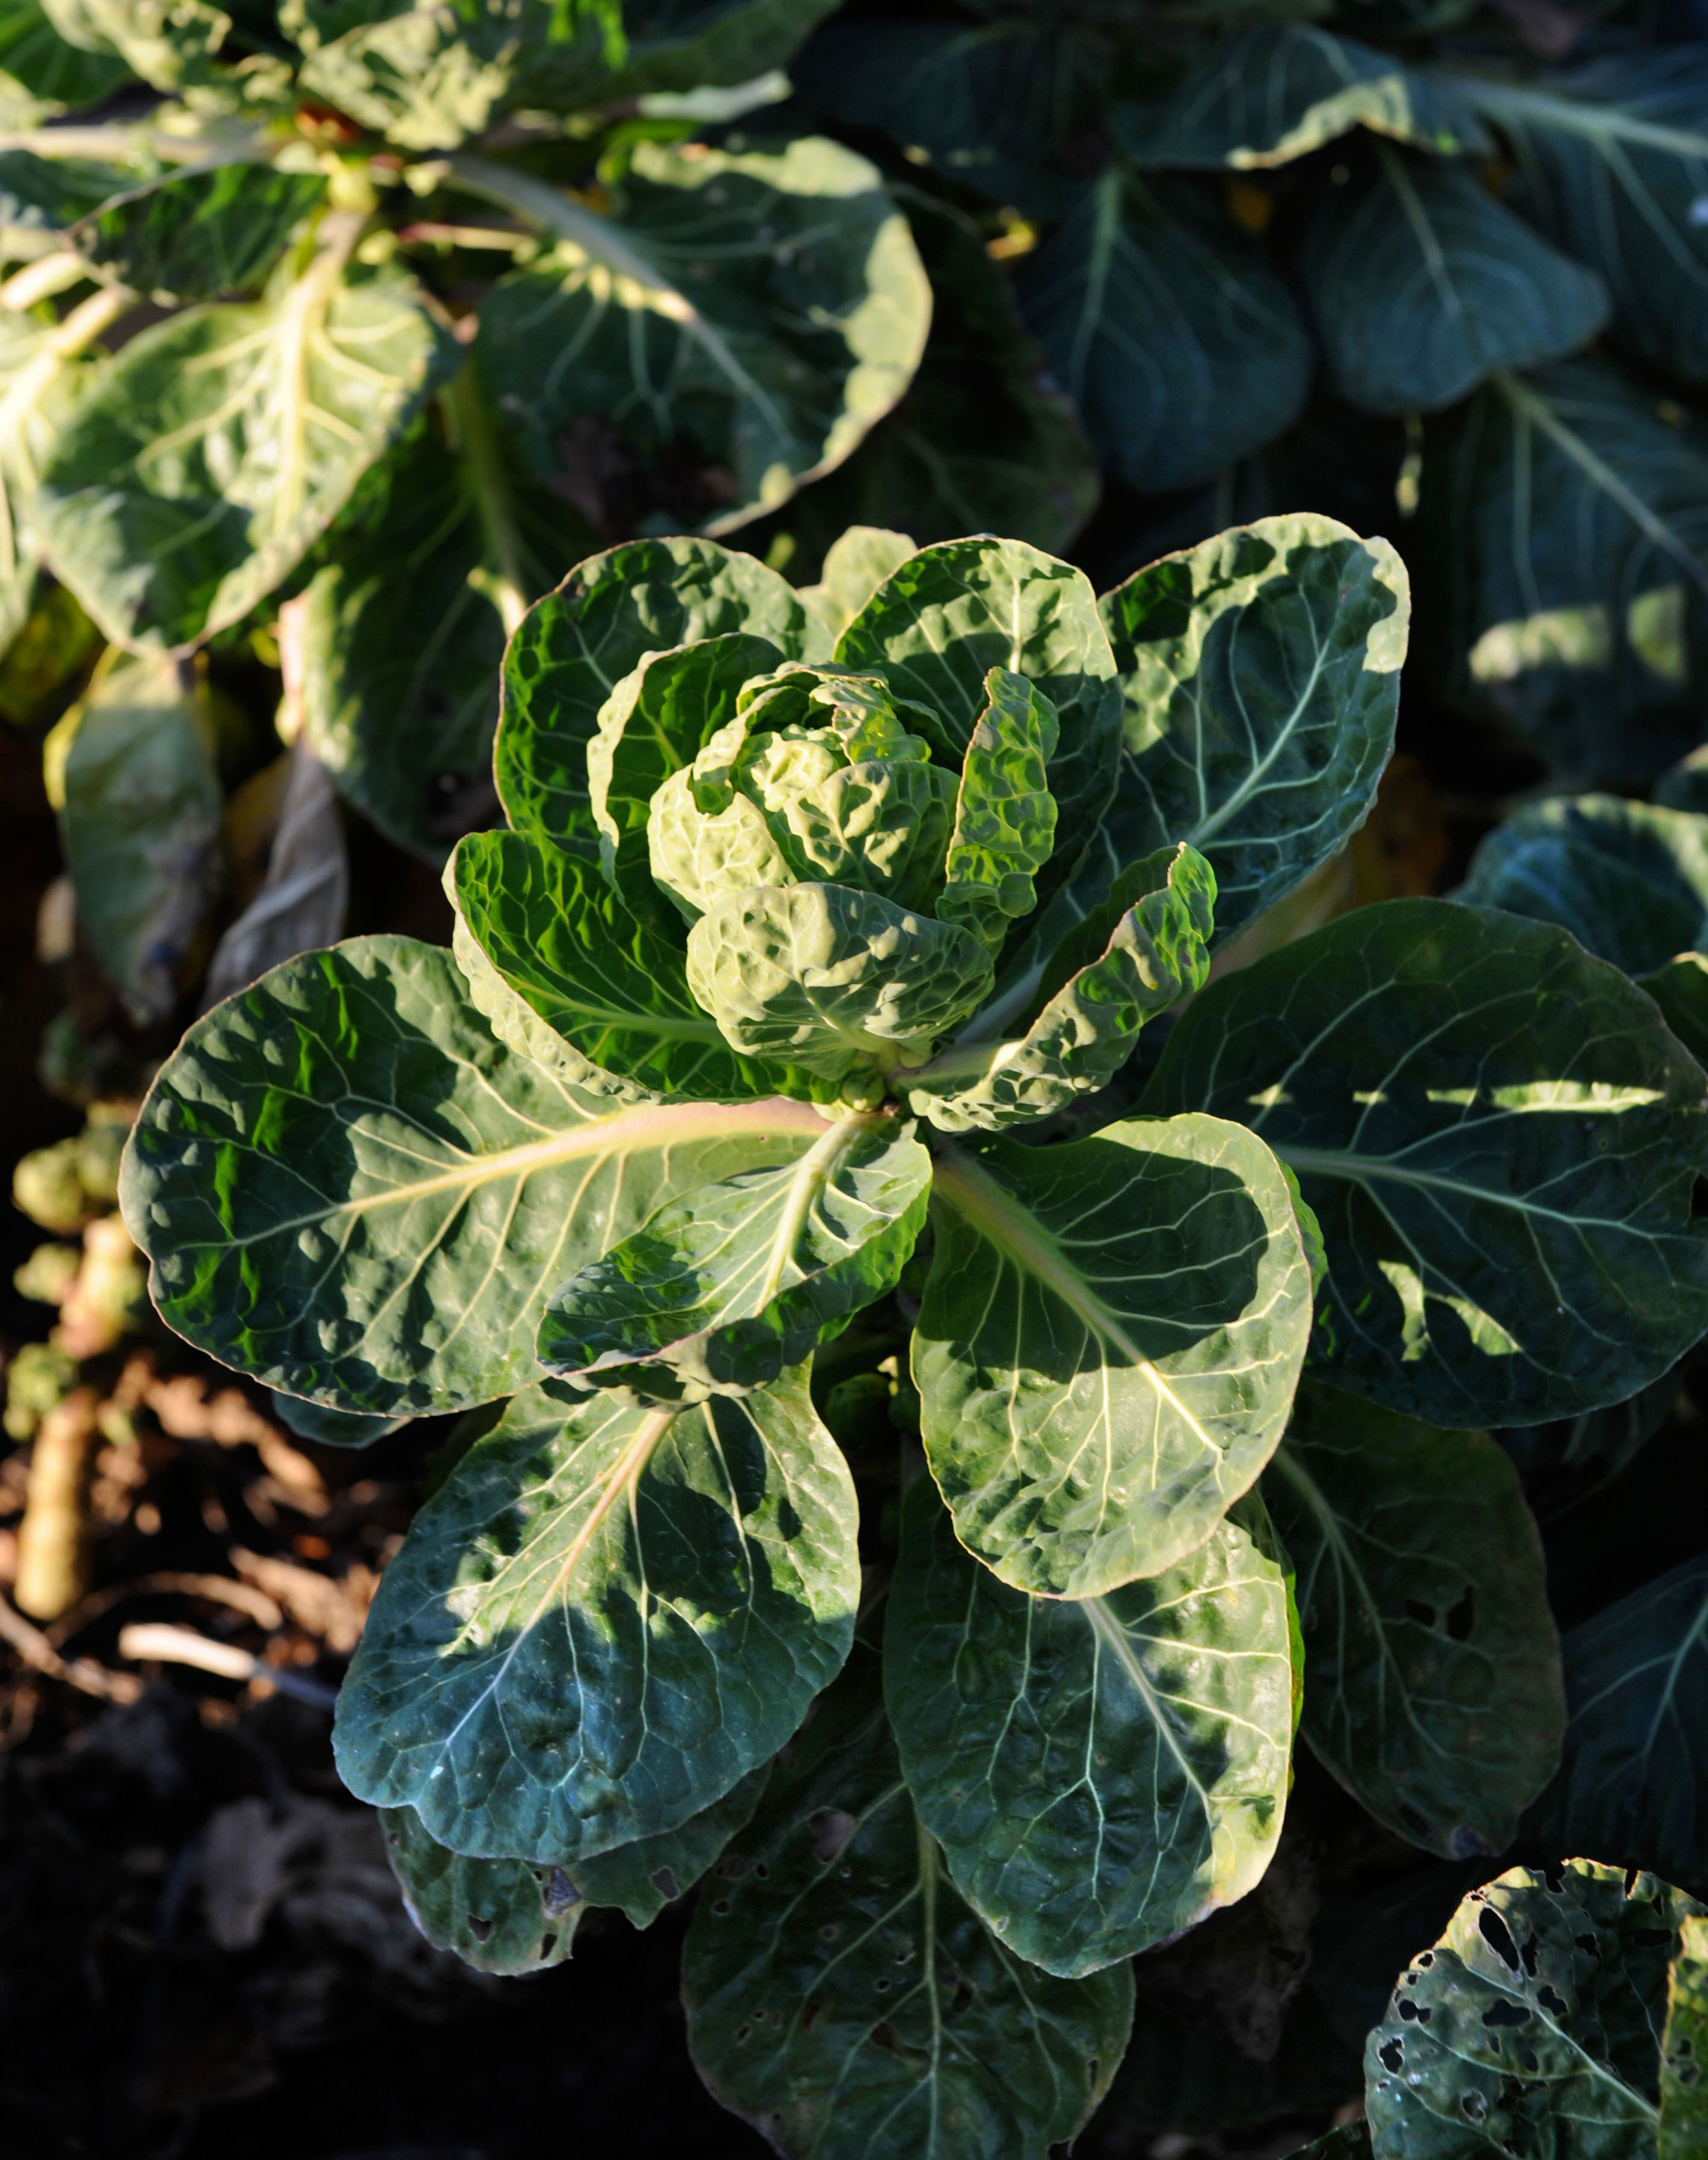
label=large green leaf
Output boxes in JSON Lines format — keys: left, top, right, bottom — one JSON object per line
{"left": 835, "top": 536, "right": 1121, "bottom": 896}
{"left": 610, "top": 0, "right": 839, "bottom": 97}
{"left": 1117, "top": 25, "right": 1490, "bottom": 170}
{"left": 1664, "top": 1915, "right": 1708, "bottom": 2160}
{"left": 53, "top": 653, "right": 224, "bottom": 1027}
{"left": 1143, "top": 898, "right": 1708, "bottom": 1427}
{"left": 1014, "top": 170, "right": 1314, "bottom": 498}
{"left": 936, "top": 666, "right": 1058, "bottom": 951}
{"left": 885, "top": 1478, "right": 1294, "bottom": 1978}
{"left": 380, "top": 1806, "right": 582, "bottom": 1975}
{"left": 1079, "top": 515, "right": 1407, "bottom": 953}
{"left": 447, "top": 828, "right": 787, "bottom": 1100}
{"left": 334, "top": 1366, "right": 857, "bottom": 1860}
{"left": 1418, "top": 358, "right": 1708, "bottom": 785}
{"left": 1457, "top": 794, "right": 1708, "bottom": 978}
{"left": 0, "top": 2, "right": 129, "bottom": 117}
{"left": 681, "top": 1651, "right": 1135, "bottom": 2160}
{"left": 537, "top": 1115, "right": 930, "bottom": 1402}
{"left": 685, "top": 882, "right": 993, "bottom": 1096}
{"left": 1297, "top": 143, "right": 1607, "bottom": 416}
{"left": 119, "top": 935, "right": 840, "bottom": 1414}
{"left": 71, "top": 163, "right": 327, "bottom": 304}
{"left": 463, "top": 137, "right": 929, "bottom": 537}
{"left": 1264, "top": 1382, "right": 1563, "bottom": 1859}
{"left": 41, "top": 0, "right": 229, "bottom": 93}
{"left": 1366, "top": 1860, "right": 1699, "bottom": 2159}
{"left": 915, "top": 1112, "right": 1312, "bottom": 1599}
{"left": 38, "top": 252, "right": 456, "bottom": 653}
{"left": 1465, "top": 53, "right": 1708, "bottom": 390}
{"left": 496, "top": 535, "right": 826, "bottom": 853}
{"left": 1526, "top": 1556, "right": 1708, "bottom": 1895}
{"left": 903, "top": 841, "right": 1214, "bottom": 1134}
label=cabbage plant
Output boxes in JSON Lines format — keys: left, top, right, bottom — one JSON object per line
{"left": 119, "top": 520, "right": 1708, "bottom": 2152}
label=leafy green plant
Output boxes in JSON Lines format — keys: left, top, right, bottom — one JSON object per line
{"left": 116, "top": 514, "right": 1708, "bottom": 2148}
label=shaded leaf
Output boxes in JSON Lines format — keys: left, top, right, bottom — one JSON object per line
{"left": 53, "top": 653, "right": 224, "bottom": 1027}
{"left": 681, "top": 1650, "right": 1135, "bottom": 2160}
{"left": 1143, "top": 898, "right": 1708, "bottom": 1427}
{"left": 466, "top": 137, "right": 930, "bottom": 537}
{"left": 1647, "top": 952, "right": 1708, "bottom": 1069}
{"left": 334, "top": 1367, "right": 857, "bottom": 1861}
{"left": 611, "top": 0, "right": 839, "bottom": 98}
{"left": 1297, "top": 143, "right": 1607, "bottom": 416}
{"left": 1265, "top": 1381, "right": 1563, "bottom": 1858}
{"left": 71, "top": 162, "right": 327, "bottom": 304}
{"left": 1664, "top": 1915, "right": 1708, "bottom": 2160}
{"left": 1015, "top": 170, "right": 1314, "bottom": 497}
{"left": 1366, "top": 1860, "right": 1699, "bottom": 2159}
{"left": 496, "top": 534, "right": 826, "bottom": 854}
{"left": 537, "top": 1114, "right": 929, "bottom": 1402}
{"left": 39, "top": 251, "right": 456, "bottom": 653}
{"left": 270, "top": 1389, "right": 406, "bottom": 1448}
{"left": 916, "top": 1112, "right": 1312, "bottom": 1599}
{"left": 119, "top": 935, "right": 840, "bottom": 1413}
{"left": 201, "top": 733, "right": 347, "bottom": 1012}
{"left": 886, "top": 1477, "right": 1294, "bottom": 1977}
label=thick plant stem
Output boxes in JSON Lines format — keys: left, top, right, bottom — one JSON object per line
{"left": 14, "top": 1385, "right": 99, "bottom": 1620}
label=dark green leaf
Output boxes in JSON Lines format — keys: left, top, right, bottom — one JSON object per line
{"left": 681, "top": 1651, "right": 1135, "bottom": 2160}
{"left": 1265, "top": 1382, "right": 1563, "bottom": 1858}
{"left": 270, "top": 1389, "right": 407, "bottom": 1448}
{"left": 1647, "top": 952, "right": 1708, "bottom": 1068}
{"left": 885, "top": 1478, "right": 1294, "bottom": 1977}
{"left": 496, "top": 535, "right": 827, "bottom": 854}
{"left": 917, "top": 1112, "right": 1313, "bottom": 1599}
{"left": 1366, "top": 1860, "right": 1699, "bottom": 2159}
{"left": 119, "top": 935, "right": 842, "bottom": 1414}
{"left": 1297, "top": 143, "right": 1607, "bottom": 416}
{"left": 381, "top": 1805, "right": 581, "bottom": 1974}
{"left": 72, "top": 163, "right": 327, "bottom": 303}
{"left": 610, "top": 0, "right": 839, "bottom": 97}
{"left": 1015, "top": 171, "right": 1314, "bottom": 497}
{"left": 0, "top": 2, "right": 130, "bottom": 117}
{"left": 1144, "top": 898, "right": 1708, "bottom": 1427}
{"left": 334, "top": 1366, "right": 857, "bottom": 1860}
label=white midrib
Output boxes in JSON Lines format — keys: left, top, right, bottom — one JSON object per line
{"left": 1451, "top": 75, "right": 1708, "bottom": 162}
{"left": 930, "top": 1146, "right": 1218, "bottom": 1455}
{"left": 755, "top": 1115, "right": 872, "bottom": 1307}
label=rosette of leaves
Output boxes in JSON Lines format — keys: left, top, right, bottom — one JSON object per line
{"left": 116, "top": 518, "right": 1708, "bottom": 2153}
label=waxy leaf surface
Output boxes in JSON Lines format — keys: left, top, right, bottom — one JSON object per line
{"left": 938, "top": 666, "right": 1058, "bottom": 950}
{"left": 72, "top": 162, "right": 328, "bottom": 303}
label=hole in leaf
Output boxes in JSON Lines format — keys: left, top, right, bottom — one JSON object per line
{"left": 539, "top": 1931, "right": 556, "bottom": 1959}
{"left": 1520, "top": 1934, "right": 1538, "bottom": 1977}
{"left": 1405, "top": 1598, "right": 1437, "bottom": 1629}
{"left": 735, "top": 2024, "right": 752, "bottom": 2044}
{"left": 802, "top": 1999, "right": 823, "bottom": 2033}
{"left": 1446, "top": 1588, "right": 1475, "bottom": 1640}
{"left": 712, "top": 1899, "right": 732, "bottom": 1916}
{"left": 1691, "top": 1177, "right": 1708, "bottom": 1222}
{"left": 869, "top": 2023, "right": 899, "bottom": 2053}
{"left": 1625, "top": 1867, "right": 1642, "bottom": 1896}
{"left": 467, "top": 1914, "right": 494, "bottom": 1942}
{"left": 1480, "top": 1908, "right": 1521, "bottom": 1970}
{"left": 1417, "top": 1953, "right": 1434, "bottom": 1968}
{"left": 1576, "top": 1933, "right": 1597, "bottom": 1952}
{"left": 818, "top": 1924, "right": 840, "bottom": 1942}
{"left": 543, "top": 1868, "right": 581, "bottom": 1916}
{"left": 754, "top": 1862, "right": 770, "bottom": 1880}
{"left": 1520, "top": 2047, "right": 1538, "bottom": 2073}
{"left": 948, "top": 1982, "right": 974, "bottom": 2016}
{"left": 1461, "top": 2093, "right": 1486, "bottom": 2121}
{"left": 1537, "top": 1986, "right": 1567, "bottom": 2015}
{"left": 1483, "top": 2002, "right": 1530, "bottom": 2028}
{"left": 1379, "top": 2040, "right": 1404, "bottom": 2074}
{"left": 1399, "top": 1999, "right": 1421, "bottom": 2022}
{"left": 651, "top": 1867, "right": 680, "bottom": 1903}
{"left": 1635, "top": 1927, "right": 1673, "bottom": 1946}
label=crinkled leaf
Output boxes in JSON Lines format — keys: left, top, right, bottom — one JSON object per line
{"left": 836, "top": 536, "right": 1121, "bottom": 903}
{"left": 1265, "top": 1382, "right": 1563, "bottom": 1859}
{"left": 119, "top": 935, "right": 840, "bottom": 1414}
{"left": 200, "top": 734, "right": 347, "bottom": 1013}
{"left": 53, "top": 653, "right": 224, "bottom": 1027}
{"left": 1664, "top": 1915, "right": 1708, "bottom": 2159}
{"left": 1077, "top": 515, "right": 1407, "bottom": 954}
{"left": 905, "top": 841, "right": 1214, "bottom": 1134}
{"left": 1144, "top": 897, "right": 1708, "bottom": 1427}
{"left": 1418, "top": 357, "right": 1708, "bottom": 786}
{"left": 497, "top": 535, "right": 826, "bottom": 854}
{"left": 1467, "top": 52, "right": 1708, "bottom": 391}
{"left": 1457, "top": 794, "right": 1708, "bottom": 978}
{"left": 685, "top": 882, "right": 993, "bottom": 1095}
{"left": 937, "top": 667, "right": 1058, "bottom": 952}
{"left": 537, "top": 1115, "right": 929, "bottom": 1402}
{"left": 800, "top": 525, "right": 915, "bottom": 642}
{"left": 1014, "top": 170, "right": 1314, "bottom": 497}
{"left": 467, "top": 137, "right": 929, "bottom": 537}
{"left": 1526, "top": 1555, "right": 1708, "bottom": 1894}
{"left": 448, "top": 828, "right": 789, "bottom": 1100}
{"left": 334, "top": 1367, "right": 857, "bottom": 1861}
{"left": 38, "top": 254, "right": 457, "bottom": 653}
{"left": 1117, "top": 25, "right": 1490, "bottom": 170}
{"left": 916, "top": 1112, "right": 1312, "bottom": 1600}
{"left": 41, "top": 0, "right": 229, "bottom": 92}
{"left": 1297, "top": 142, "right": 1607, "bottom": 416}
{"left": 681, "top": 1650, "right": 1135, "bottom": 2160}
{"left": 71, "top": 163, "right": 328, "bottom": 304}
{"left": 885, "top": 1477, "right": 1294, "bottom": 1978}
{"left": 1366, "top": 1860, "right": 1700, "bottom": 2159}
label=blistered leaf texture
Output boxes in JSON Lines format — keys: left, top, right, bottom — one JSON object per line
{"left": 916, "top": 1113, "right": 1312, "bottom": 1598}
{"left": 1265, "top": 1383, "right": 1563, "bottom": 1858}
{"left": 39, "top": 255, "right": 456, "bottom": 654}
{"left": 119, "top": 936, "right": 836, "bottom": 1413}
{"left": 335, "top": 1368, "right": 857, "bottom": 1861}
{"left": 1366, "top": 1861, "right": 1700, "bottom": 2159}
{"left": 886, "top": 1480, "right": 1294, "bottom": 1976}
{"left": 938, "top": 667, "right": 1058, "bottom": 949}
{"left": 1145, "top": 898, "right": 1708, "bottom": 1426}
{"left": 72, "top": 163, "right": 328, "bottom": 304}
{"left": 682, "top": 1652, "right": 1134, "bottom": 2160}
{"left": 1297, "top": 144, "right": 1607, "bottom": 415}
{"left": 497, "top": 536, "right": 826, "bottom": 851}
{"left": 1664, "top": 1915, "right": 1708, "bottom": 2159}
{"left": 537, "top": 1115, "right": 930, "bottom": 1401}
{"left": 1090, "top": 515, "right": 1406, "bottom": 949}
